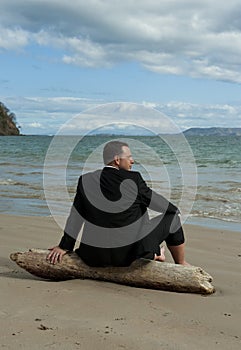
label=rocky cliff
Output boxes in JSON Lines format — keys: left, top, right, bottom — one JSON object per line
{"left": 0, "top": 102, "right": 20, "bottom": 136}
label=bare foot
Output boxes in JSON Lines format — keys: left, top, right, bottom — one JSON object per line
{"left": 154, "top": 246, "right": 166, "bottom": 262}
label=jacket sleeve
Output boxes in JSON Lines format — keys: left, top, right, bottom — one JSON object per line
{"left": 58, "top": 178, "right": 85, "bottom": 251}
{"left": 137, "top": 172, "right": 180, "bottom": 214}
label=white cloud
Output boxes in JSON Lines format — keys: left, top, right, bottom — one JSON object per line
{"left": 29, "top": 122, "right": 42, "bottom": 128}
{"left": 0, "top": 26, "right": 29, "bottom": 50}
{"left": 157, "top": 101, "right": 241, "bottom": 129}
{"left": 1, "top": 95, "right": 241, "bottom": 134}
{"left": 1, "top": 95, "right": 102, "bottom": 134}
{"left": 1, "top": 1, "right": 241, "bottom": 82}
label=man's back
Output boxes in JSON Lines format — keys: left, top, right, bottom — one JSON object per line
{"left": 70, "top": 166, "right": 178, "bottom": 266}
{"left": 74, "top": 167, "right": 150, "bottom": 266}
{"left": 48, "top": 141, "right": 185, "bottom": 267}
{"left": 75, "top": 167, "right": 148, "bottom": 228}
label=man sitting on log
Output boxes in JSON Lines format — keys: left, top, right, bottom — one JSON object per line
{"left": 47, "top": 141, "right": 189, "bottom": 267}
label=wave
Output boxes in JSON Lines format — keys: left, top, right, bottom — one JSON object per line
{"left": 0, "top": 162, "right": 18, "bottom": 166}
{"left": 190, "top": 211, "right": 241, "bottom": 223}
{"left": 11, "top": 172, "right": 26, "bottom": 176}
{"left": 8, "top": 171, "right": 44, "bottom": 176}
{"left": 0, "top": 179, "right": 31, "bottom": 186}
{"left": 195, "top": 160, "right": 240, "bottom": 170}
{"left": 233, "top": 187, "right": 241, "bottom": 192}
{"left": 0, "top": 193, "right": 46, "bottom": 200}
{"left": 0, "top": 179, "right": 19, "bottom": 185}
{"left": 195, "top": 194, "right": 230, "bottom": 203}
{"left": 30, "top": 171, "right": 43, "bottom": 175}
{"left": 0, "top": 162, "right": 43, "bottom": 169}
{"left": 197, "top": 184, "right": 241, "bottom": 194}
{"left": 0, "top": 179, "right": 43, "bottom": 190}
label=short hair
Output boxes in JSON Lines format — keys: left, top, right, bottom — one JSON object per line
{"left": 103, "top": 140, "right": 129, "bottom": 165}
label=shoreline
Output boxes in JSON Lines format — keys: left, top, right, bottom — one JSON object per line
{"left": 1, "top": 214, "right": 241, "bottom": 349}
{"left": 1, "top": 211, "right": 240, "bottom": 233}
{"left": 185, "top": 215, "right": 241, "bottom": 232}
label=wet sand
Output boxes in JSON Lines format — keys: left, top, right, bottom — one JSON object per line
{"left": 0, "top": 214, "right": 240, "bottom": 349}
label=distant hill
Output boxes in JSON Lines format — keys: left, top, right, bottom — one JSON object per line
{"left": 0, "top": 102, "right": 21, "bottom": 136}
{"left": 183, "top": 127, "right": 241, "bottom": 136}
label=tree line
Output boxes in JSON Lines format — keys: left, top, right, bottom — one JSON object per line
{"left": 0, "top": 102, "right": 20, "bottom": 136}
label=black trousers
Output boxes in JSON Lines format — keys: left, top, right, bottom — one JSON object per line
{"left": 135, "top": 212, "right": 185, "bottom": 260}
{"left": 75, "top": 212, "right": 185, "bottom": 266}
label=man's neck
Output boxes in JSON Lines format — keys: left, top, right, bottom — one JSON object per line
{"left": 105, "top": 165, "right": 119, "bottom": 170}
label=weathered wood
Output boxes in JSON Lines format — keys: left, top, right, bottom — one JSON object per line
{"left": 10, "top": 249, "right": 215, "bottom": 294}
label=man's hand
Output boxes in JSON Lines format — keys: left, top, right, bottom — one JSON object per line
{"left": 46, "top": 246, "right": 67, "bottom": 264}
{"left": 154, "top": 246, "right": 165, "bottom": 262}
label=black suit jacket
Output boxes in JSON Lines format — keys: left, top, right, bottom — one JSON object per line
{"left": 59, "top": 166, "right": 179, "bottom": 266}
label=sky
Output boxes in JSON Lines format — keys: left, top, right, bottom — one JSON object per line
{"left": 1, "top": 0, "right": 241, "bottom": 135}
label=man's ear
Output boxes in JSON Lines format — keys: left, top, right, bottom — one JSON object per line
{"left": 114, "top": 155, "right": 120, "bottom": 165}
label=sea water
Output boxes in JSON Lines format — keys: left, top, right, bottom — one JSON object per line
{"left": 0, "top": 134, "right": 240, "bottom": 231}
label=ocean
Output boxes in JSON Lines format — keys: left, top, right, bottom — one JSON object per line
{"left": 0, "top": 135, "right": 240, "bottom": 231}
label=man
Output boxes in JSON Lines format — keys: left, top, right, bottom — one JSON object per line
{"left": 47, "top": 141, "right": 189, "bottom": 266}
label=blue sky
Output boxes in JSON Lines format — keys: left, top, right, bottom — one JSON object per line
{"left": 1, "top": 1, "right": 241, "bottom": 135}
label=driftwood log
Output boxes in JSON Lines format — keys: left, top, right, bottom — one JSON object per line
{"left": 10, "top": 249, "right": 215, "bottom": 294}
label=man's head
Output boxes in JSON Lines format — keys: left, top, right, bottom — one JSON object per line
{"left": 103, "top": 140, "right": 134, "bottom": 171}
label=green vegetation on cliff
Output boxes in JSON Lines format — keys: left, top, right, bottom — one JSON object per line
{"left": 0, "top": 102, "right": 21, "bottom": 136}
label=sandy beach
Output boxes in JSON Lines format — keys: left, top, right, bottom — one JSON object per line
{"left": 0, "top": 214, "right": 241, "bottom": 349}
